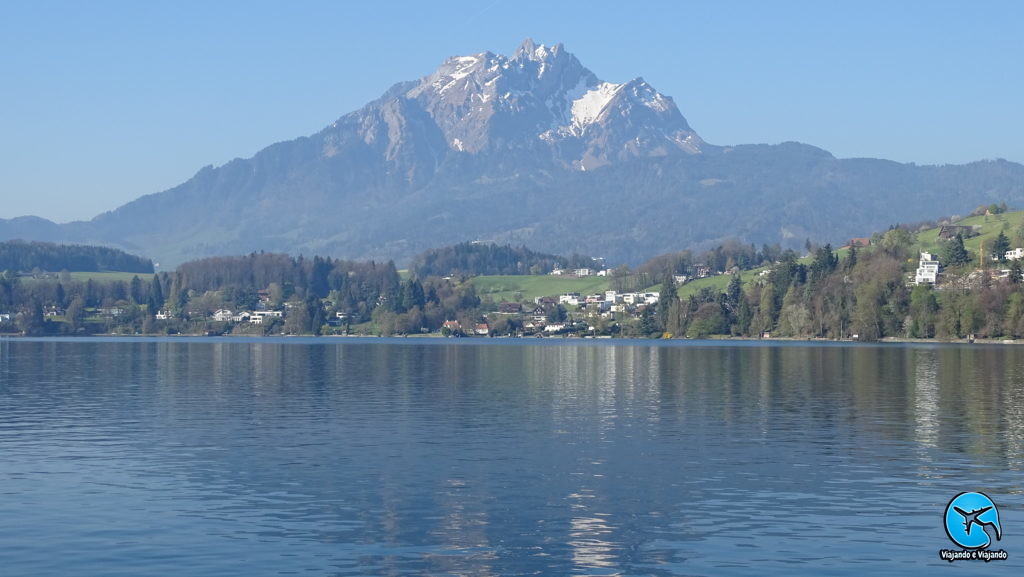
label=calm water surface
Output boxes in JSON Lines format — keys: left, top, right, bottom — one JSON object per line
{"left": 1, "top": 337, "right": 1022, "bottom": 575}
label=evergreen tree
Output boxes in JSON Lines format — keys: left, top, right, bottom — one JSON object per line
{"left": 639, "top": 306, "right": 659, "bottom": 337}
{"left": 399, "top": 279, "right": 426, "bottom": 313}
{"left": 1010, "top": 259, "right": 1024, "bottom": 284}
{"left": 726, "top": 274, "right": 743, "bottom": 309}
{"left": 844, "top": 244, "right": 857, "bottom": 271}
{"left": 149, "top": 275, "right": 164, "bottom": 315}
{"left": 942, "top": 234, "right": 971, "bottom": 267}
{"left": 129, "top": 276, "right": 145, "bottom": 304}
{"left": 658, "top": 271, "right": 678, "bottom": 333}
{"left": 991, "top": 231, "right": 1011, "bottom": 262}
{"left": 734, "top": 294, "right": 752, "bottom": 335}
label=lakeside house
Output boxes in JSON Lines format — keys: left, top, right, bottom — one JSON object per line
{"left": 212, "top": 309, "right": 234, "bottom": 322}
{"left": 250, "top": 310, "right": 283, "bottom": 324}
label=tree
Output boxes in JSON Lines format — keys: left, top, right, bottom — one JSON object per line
{"left": 17, "top": 301, "right": 45, "bottom": 336}
{"left": 753, "top": 283, "right": 777, "bottom": 336}
{"left": 545, "top": 304, "right": 567, "bottom": 323}
{"left": 399, "top": 279, "right": 426, "bottom": 313}
{"left": 658, "top": 271, "right": 678, "bottom": 333}
{"left": 844, "top": 244, "right": 858, "bottom": 271}
{"left": 777, "top": 285, "right": 811, "bottom": 336}
{"left": 149, "top": 275, "right": 164, "bottom": 315}
{"left": 991, "top": 231, "right": 1011, "bottom": 263}
{"left": 878, "top": 228, "right": 914, "bottom": 259}
{"left": 725, "top": 274, "right": 743, "bottom": 309}
{"left": 1011, "top": 259, "right": 1024, "bottom": 284}
{"left": 284, "top": 297, "right": 311, "bottom": 334}
{"left": 853, "top": 281, "right": 883, "bottom": 341}
{"left": 129, "top": 276, "right": 145, "bottom": 304}
{"left": 908, "top": 285, "right": 938, "bottom": 338}
{"left": 809, "top": 244, "right": 838, "bottom": 284}
{"left": 733, "top": 294, "right": 753, "bottom": 336}
{"left": 942, "top": 234, "right": 971, "bottom": 267}
{"left": 686, "top": 302, "right": 727, "bottom": 338}
{"left": 66, "top": 296, "right": 86, "bottom": 333}
{"left": 639, "top": 306, "right": 659, "bottom": 337}
{"left": 1004, "top": 292, "right": 1024, "bottom": 337}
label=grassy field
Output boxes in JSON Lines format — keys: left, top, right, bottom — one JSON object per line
{"left": 67, "top": 271, "right": 153, "bottom": 283}
{"left": 916, "top": 210, "right": 1024, "bottom": 259}
{"left": 675, "top": 274, "right": 735, "bottom": 299}
{"left": 17, "top": 271, "right": 153, "bottom": 284}
{"left": 472, "top": 275, "right": 610, "bottom": 302}
{"left": 646, "top": 265, "right": 772, "bottom": 300}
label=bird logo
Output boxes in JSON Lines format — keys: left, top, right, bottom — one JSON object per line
{"left": 944, "top": 492, "right": 1002, "bottom": 550}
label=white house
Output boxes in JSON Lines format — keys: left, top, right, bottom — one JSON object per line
{"left": 1006, "top": 248, "right": 1024, "bottom": 261}
{"left": 915, "top": 252, "right": 940, "bottom": 285}
{"left": 558, "top": 293, "right": 581, "bottom": 306}
{"left": 250, "top": 310, "right": 283, "bottom": 324}
{"left": 212, "top": 309, "right": 234, "bottom": 322}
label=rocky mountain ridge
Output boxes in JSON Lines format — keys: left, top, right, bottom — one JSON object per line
{"left": 2, "top": 40, "right": 1023, "bottom": 267}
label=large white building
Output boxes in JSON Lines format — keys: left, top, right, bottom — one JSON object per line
{"left": 915, "top": 252, "right": 940, "bottom": 285}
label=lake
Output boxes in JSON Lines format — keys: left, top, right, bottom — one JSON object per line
{"left": 0, "top": 337, "right": 1021, "bottom": 575}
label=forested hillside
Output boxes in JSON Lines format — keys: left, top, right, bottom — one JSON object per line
{"left": 0, "top": 240, "right": 153, "bottom": 273}
{"left": 410, "top": 242, "right": 596, "bottom": 277}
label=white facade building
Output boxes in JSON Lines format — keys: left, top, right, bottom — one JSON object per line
{"left": 915, "top": 252, "right": 940, "bottom": 285}
{"left": 558, "top": 293, "right": 581, "bottom": 306}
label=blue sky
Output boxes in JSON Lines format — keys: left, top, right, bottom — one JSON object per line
{"left": 2, "top": 0, "right": 1022, "bottom": 222}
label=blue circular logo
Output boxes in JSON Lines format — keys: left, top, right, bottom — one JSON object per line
{"left": 944, "top": 492, "right": 1002, "bottom": 550}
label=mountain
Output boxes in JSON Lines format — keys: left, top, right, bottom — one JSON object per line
{"left": 3, "top": 39, "right": 1024, "bottom": 267}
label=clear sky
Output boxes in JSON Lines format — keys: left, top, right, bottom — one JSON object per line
{"left": 2, "top": 0, "right": 1022, "bottom": 222}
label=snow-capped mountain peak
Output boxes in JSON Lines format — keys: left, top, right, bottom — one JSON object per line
{"left": 339, "top": 40, "right": 703, "bottom": 171}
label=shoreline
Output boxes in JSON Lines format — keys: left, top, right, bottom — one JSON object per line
{"left": 1, "top": 332, "right": 1018, "bottom": 345}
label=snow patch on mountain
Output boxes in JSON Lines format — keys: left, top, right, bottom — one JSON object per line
{"left": 628, "top": 80, "right": 671, "bottom": 113}
{"left": 571, "top": 82, "right": 624, "bottom": 130}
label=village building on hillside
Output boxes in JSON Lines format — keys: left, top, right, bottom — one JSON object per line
{"left": 212, "top": 309, "right": 234, "bottom": 322}
{"left": 915, "top": 252, "right": 940, "bottom": 285}
{"left": 938, "top": 225, "right": 976, "bottom": 240}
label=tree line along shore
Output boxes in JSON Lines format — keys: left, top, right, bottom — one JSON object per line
{"left": 5, "top": 207, "right": 1024, "bottom": 341}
